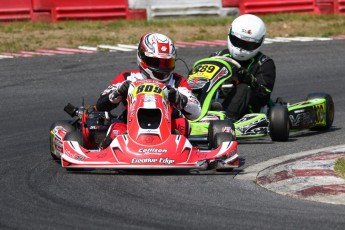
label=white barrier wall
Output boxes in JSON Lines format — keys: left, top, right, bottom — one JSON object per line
{"left": 129, "top": 0, "right": 238, "bottom": 19}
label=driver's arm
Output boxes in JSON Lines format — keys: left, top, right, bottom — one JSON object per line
{"left": 96, "top": 74, "right": 126, "bottom": 112}
{"left": 252, "top": 59, "right": 276, "bottom": 98}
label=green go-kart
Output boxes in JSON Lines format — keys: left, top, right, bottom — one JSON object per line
{"left": 187, "top": 56, "right": 334, "bottom": 144}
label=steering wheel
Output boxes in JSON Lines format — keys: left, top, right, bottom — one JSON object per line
{"left": 211, "top": 56, "right": 241, "bottom": 69}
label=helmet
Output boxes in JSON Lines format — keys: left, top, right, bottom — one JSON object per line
{"left": 227, "top": 14, "right": 266, "bottom": 61}
{"left": 137, "top": 33, "right": 176, "bottom": 82}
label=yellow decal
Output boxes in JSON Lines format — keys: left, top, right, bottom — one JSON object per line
{"left": 132, "top": 84, "right": 165, "bottom": 97}
{"left": 189, "top": 64, "right": 220, "bottom": 80}
{"left": 314, "top": 104, "right": 326, "bottom": 125}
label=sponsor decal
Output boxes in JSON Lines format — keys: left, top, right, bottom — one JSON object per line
{"left": 210, "top": 67, "right": 228, "bottom": 87}
{"left": 289, "top": 113, "right": 312, "bottom": 128}
{"left": 65, "top": 149, "right": 86, "bottom": 161}
{"left": 144, "top": 94, "right": 156, "bottom": 102}
{"left": 55, "top": 137, "right": 63, "bottom": 146}
{"left": 131, "top": 157, "right": 175, "bottom": 165}
{"left": 237, "top": 117, "right": 268, "bottom": 135}
{"left": 313, "top": 104, "right": 326, "bottom": 124}
{"left": 159, "top": 158, "right": 174, "bottom": 165}
{"left": 242, "top": 29, "right": 252, "bottom": 35}
{"left": 139, "top": 148, "right": 168, "bottom": 154}
{"left": 226, "top": 149, "right": 237, "bottom": 158}
{"left": 132, "top": 158, "right": 158, "bottom": 163}
{"left": 294, "top": 109, "right": 305, "bottom": 113}
{"left": 187, "top": 78, "right": 208, "bottom": 90}
{"left": 222, "top": 126, "right": 235, "bottom": 137}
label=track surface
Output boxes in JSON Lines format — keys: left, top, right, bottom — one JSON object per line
{"left": 1, "top": 40, "right": 345, "bottom": 229}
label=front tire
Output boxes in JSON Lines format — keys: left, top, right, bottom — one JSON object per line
{"left": 64, "top": 131, "right": 85, "bottom": 147}
{"left": 268, "top": 105, "right": 289, "bottom": 142}
{"left": 214, "top": 132, "right": 236, "bottom": 148}
{"left": 208, "top": 120, "right": 235, "bottom": 149}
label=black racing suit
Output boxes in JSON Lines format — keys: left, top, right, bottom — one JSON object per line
{"left": 212, "top": 49, "right": 276, "bottom": 120}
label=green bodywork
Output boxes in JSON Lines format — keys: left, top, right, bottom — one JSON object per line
{"left": 287, "top": 98, "right": 327, "bottom": 129}
{"left": 188, "top": 58, "right": 233, "bottom": 122}
{"left": 188, "top": 57, "right": 329, "bottom": 140}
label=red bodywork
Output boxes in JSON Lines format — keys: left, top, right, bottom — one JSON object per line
{"left": 55, "top": 79, "right": 239, "bottom": 170}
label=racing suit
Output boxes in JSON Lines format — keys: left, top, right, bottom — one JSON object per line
{"left": 211, "top": 49, "right": 276, "bottom": 120}
{"left": 96, "top": 70, "right": 201, "bottom": 145}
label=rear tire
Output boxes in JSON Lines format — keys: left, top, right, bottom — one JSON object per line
{"left": 208, "top": 120, "right": 235, "bottom": 149}
{"left": 306, "top": 93, "right": 334, "bottom": 131}
{"left": 268, "top": 105, "right": 289, "bottom": 142}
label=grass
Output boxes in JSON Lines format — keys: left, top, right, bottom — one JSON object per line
{"left": 0, "top": 13, "right": 345, "bottom": 52}
{"left": 335, "top": 158, "right": 345, "bottom": 179}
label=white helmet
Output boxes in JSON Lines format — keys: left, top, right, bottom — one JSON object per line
{"left": 227, "top": 14, "right": 266, "bottom": 61}
{"left": 137, "top": 33, "right": 176, "bottom": 82}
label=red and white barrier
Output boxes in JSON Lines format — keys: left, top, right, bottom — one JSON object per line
{"left": 0, "top": 0, "right": 344, "bottom": 22}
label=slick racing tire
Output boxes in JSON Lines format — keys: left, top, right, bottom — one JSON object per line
{"left": 64, "top": 131, "right": 87, "bottom": 172}
{"left": 214, "top": 132, "right": 236, "bottom": 149}
{"left": 64, "top": 131, "right": 85, "bottom": 147}
{"left": 208, "top": 120, "right": 235, "bottom": 149}
{"left": 50, "top": 120, "right": 75, "bottom": 160}
{"left": 268, "top": 105, "right": 289, "bottom": 142}
{"left": 306, "top": 93, "right": 334, "bottom": 131}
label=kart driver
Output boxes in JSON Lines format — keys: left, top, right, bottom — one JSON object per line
{"left": 96, "top": 32, "right": 201, "bottom": 148}
{"left": 211, "top": 14, "right": 276, "bottom": 121}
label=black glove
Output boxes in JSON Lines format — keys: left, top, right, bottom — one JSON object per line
{"left": 117, "top": 80, "right": 131, "bottom": 97}
{"left": 237, "top": 67, "right": 258, "bottom": 88}
{"left": 168, "top": 87, "right": 188, "bottom": 110}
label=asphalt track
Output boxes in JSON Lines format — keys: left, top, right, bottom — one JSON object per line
{"left": 1, "top": 40, "right": 345, "bottom": 229}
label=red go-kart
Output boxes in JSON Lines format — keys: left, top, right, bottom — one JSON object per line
{"left": 50, "top": 79, "right": 239, "bottom": 171}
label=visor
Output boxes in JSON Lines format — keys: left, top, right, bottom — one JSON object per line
{"left": 229, "top": 30, "right": 263, "bottom": 51}
{"left": 139, "top": 50, "right": 175, "bottom": 70}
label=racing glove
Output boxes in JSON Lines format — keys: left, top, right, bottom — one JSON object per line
{"left": 168, "top": 87, "right": 188, "bottom": 111}
{"left": 109, "top": 80, "right": 131, "bottom": 104}
{"left": 237, "top": 67, "right": 258, "bottom": 89}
